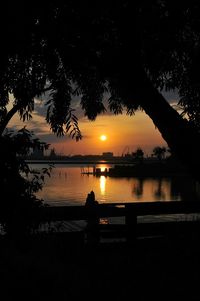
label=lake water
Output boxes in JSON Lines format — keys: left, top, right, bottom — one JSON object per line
{"left": 31, "top": 163, "right": 200, "bottom": 206}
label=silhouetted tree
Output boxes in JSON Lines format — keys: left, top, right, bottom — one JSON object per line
{"left": 49, "top": 148, "right": 57, "bottom": 159}
{"left": 152, "top": 146, "right": 167, "bottom": 161}
{"left": 132, "top": 148, "right": 144, "bottom": 164}
{"left": 1, "top": 1, "right": 200, "bottom": 179}
{"left": 0, "top": 128, "right": 51, "bottom": 236}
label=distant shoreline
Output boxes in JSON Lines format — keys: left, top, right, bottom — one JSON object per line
{"left": 26, "top": 160, "right": 130, "bottom": 165}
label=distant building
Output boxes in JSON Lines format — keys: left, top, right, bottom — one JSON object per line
{"left": 102, "top": 152, "right": 113, "bottom": 159}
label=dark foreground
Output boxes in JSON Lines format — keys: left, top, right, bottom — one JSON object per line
{"left": 1, "top": 230, "right": 200, "bottom": 300}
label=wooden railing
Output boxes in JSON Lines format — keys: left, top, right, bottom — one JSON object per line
{"left": 38, "top": 201, "right": 200, "bottom": 221}
{"left": 36, "top": 201, "right": 200, "bottom": 243}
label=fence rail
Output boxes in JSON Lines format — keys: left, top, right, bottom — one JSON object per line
{"left": 38, "top": 201, "right": 200, "bottom": 222}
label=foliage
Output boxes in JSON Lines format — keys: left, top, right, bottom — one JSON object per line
{"left": 152, "top": 146, "right": 167, "bottom": 160}
{"left": 132, "top": 148, "right": 144, "bottom": 164}
{"left": 1, "top": 1, "right": 200, "bottom": 138}
{"left": 0, "top": 1, "right": 200, "bottom": 185}
{"left": 0, "top": 128, "right": 52, "bottom": 236}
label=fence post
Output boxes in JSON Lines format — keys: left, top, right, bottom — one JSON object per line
{"left": 85, "top": 205, "right": 100, "bottom": 246}
{"left": 125, "top": 204, "right": 137, "bottom": 243}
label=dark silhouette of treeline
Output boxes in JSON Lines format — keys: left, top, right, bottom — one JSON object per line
{"left": 26, "top": 153, "right": 124, "bottom": 162}
{"left": 26, "top": 150, "right": 193, "bottom": 178}
{"left": 108, "top": 157, "right": 189, "bottom": 177}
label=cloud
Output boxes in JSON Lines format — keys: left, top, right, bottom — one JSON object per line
{"left": 34, "top": 93, "right": 86, "bottom": 120}
{"left": 27, "top": 126, "right": 47, "bottom": 135}
{"left": 36, "top": 133, "right": 67, "bottom": 143}
{"left": 7, "top": 86, "right": 176, "bottom": 156}
{"left": 34, "top": 101, "right": 47, "bottom": 117}
{"left": 160, "top": 89, "right": 179, "bottom": 104}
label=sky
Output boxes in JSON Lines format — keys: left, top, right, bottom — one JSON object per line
{"left": 8, "top": 90, "right": 179, "bottom": 156}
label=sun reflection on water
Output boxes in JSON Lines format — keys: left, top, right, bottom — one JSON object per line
{"left": 100, "top": 175, "right": 106, "bottom": 195}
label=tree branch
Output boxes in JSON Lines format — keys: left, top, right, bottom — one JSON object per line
{"left": 0, "top": 103, "right": 21, "bottom": 136}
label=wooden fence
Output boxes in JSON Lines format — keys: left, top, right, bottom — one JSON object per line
{"left": 38, "top": 201, "right": 200, "bottom": 221}
{"left": 37, "top": 201, "right": 200, "bottom": 242}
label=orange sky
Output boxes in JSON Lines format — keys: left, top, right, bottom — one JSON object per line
{"left": 7, "top": 91, "right": 179, "bottom": 156}
{"left": 9, "top": 108, "right": 167, "bottom": 156}
{"left": 64, "top": 112, "right": 167, "bottom": 156}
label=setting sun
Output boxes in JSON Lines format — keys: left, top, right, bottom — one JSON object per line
{"left": 100, "top": 135, "right": 107, "bottom": 141}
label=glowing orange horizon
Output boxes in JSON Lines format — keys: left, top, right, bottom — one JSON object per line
{"left": 9, "top": 109, "right": 167, "bottom": 156}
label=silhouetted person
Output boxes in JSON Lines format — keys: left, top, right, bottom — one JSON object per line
{"left": 85, "top": 190, "right": 97, "bottom": 206}
{"left": 85, "top": 191, "right": 99, "bottom": 245}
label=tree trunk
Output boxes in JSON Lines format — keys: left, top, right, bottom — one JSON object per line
{"left": 113, "top": 66, "right": 200, "bottom": 180}
{"left": 139, "top": 77, "right": 200, "bottom": 180}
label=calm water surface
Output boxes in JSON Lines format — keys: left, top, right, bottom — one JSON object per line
{"left": 32, "top": 163, "right": 199, "bottom": 206}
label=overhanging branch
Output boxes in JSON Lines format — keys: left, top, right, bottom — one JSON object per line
{"left": 0, "top": 103, "right": 21, "bottom": 136}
